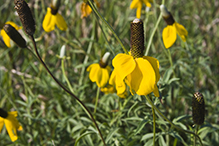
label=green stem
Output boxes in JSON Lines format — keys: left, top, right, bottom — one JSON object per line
{"left": 30, "top": 35, "right": 106, "bottom": 146}
{"left": 61, "top": 59, "right": 74, "bottom": 93}
{"left": 94, "top": 87, "right": 100, "bottom": 114}
{"left": 193, "top": 125, "right": 199, "bottom": 146}
{"left": 88, "top": 0, "right": 128, "bottom": 54}
{"left": 168, "top": 49, "right": 176, "bottom": 77}
{"left": 152, "top": 102, "right": 156, "bottom": 146}
{"left": 145, "top": 95, "right": 203, "bottom": 146}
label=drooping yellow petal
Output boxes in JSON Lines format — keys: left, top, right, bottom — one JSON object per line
{"left": 174, "top": 22, "right": 188, "bottom": 42}
{"left": 1, "top": 29, "right": 11, "bottom": 47}
{"left": 153, "top": 85, "right": 160, "bottom": 97}
{"left": 101, "top": 85, "right": 115, "bottom": 94}
{"left": 0, "top": 118, "right": 4, "bottom": 132}
{"left": 42, "top": 7, "right": 56, "bottom": 32}
{"left": 143, "top": 56, "right": 160, "bottom": 82}
{"left": 87, "top": 64, "right": 100, "bottom": 82}
{"left": 55, "top": 13, "right": 67, "bottom": 31}
{"left": 130, "top": 0, "right": 140, "bottom": 9}
{"left": 109, "top": 69, "right": 127, "bottom": 98}
{"left": 136, "top": 3, "right": 143, "bottom": 18}
{"left": 5, "top": 21, "right": 22, "bottom": 30}
{"left": 162, "top": 25, "right": 177, "bottom": 48}
{"left": 81, "top": 3, "right": 92, "bottom": 18}
{"left": 126, "top": 58, "right": 156, "bottom": 95}
{"left": 142, "top": 0, "right": 152, "bottom": 8}
{"left": 4, "top": 111, "right": 22, "bottom": 142}
{"left": 112, "top": 53, "right": 136, "bottom": 82}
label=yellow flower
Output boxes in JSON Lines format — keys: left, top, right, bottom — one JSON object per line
{"left": 130, "top": 0, "right": 153, "bottom": 18}
{"left": 42, "top": 7, "right": 67, "bottom": 32}
{"left": 81, "top": 0, "right": 100, "bottom": 18}
{"left": 0, "top": 109, "right": 23, "bottom": 142}
{"left": 0, "top": 21, "right": 22, "bottom": 48}
{"left": 87, "top": 52, "right": 111, "bottom": 88}
{"left": 160, "top": 5, "right": 188, "bottom": 48}
{"left": 112, "top": 53, "right": 160, "bottom": 97}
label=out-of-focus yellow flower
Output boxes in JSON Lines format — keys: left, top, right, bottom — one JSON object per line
{"left": 87, "top": 52, "right": 111, "bottom": 88}
{"left": 0, "top": 21, "right": 22, "bottom": 48}
{"left": 81, "top": 0, "right": 100, "bottom": 18}
{"left": 160, "top": 5, "right": 188, "bottom": 48}
{"left": 130, "top": 0, "right": 153, "bottom": 18}
{"left": 42, "top": 7, "right": 67, "bottom": 32}
{"left": 0, "top": 109, "right": 23, "bottom": 142}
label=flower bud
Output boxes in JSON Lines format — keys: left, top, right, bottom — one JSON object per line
{"left": 14, "top": 0, "right": 35, "bottom": 36}
{"left": 160, "top": 5, "right": 175, "bottom": 25}
{"left": 130, "top": 18, "right": 144, "bottom": 58}
{"left": 51, "top": 0, "right": 61, "bottom": 15}
{"left": 59, "top": 45, "right": 66, "bottom": 58}
{"left": 99, "top": 52, "right": 110, "bottom": 68}
{"left": 192, "top": 92, "right": 205, "bottom": 125}
{"left": 0, "top": 108, "right": 8, "bottom": 118}
{"left": 3, "top": 24, "right": 27, "bottom": 48}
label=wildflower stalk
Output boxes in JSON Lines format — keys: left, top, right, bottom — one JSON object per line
{"left": 168, "top": 49, "right": 176, "bottom": 77}
{"left": 88, "top": 0, "right": 128, "bottom": 54}
{"left": 94, "top": 87, "right": 100, "bottom": 114}
{"left": 149, "top": 95, "right": 156, "bottom": 146}
{"left": 29, "top": 36, "right": 106, "bottom": 146}
{"left": 61, "top": 59, "right": 74, "bottom": 93}
{"left": 193, "top": 125, "right": 199, "bottom": 146}
{"left": 145, "top": 95, "right": 203, "bottom": 146}
{"left": 145, "top": 0, "right": 165, "bottom": 56}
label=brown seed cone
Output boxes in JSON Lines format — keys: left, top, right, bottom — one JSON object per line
{"left": 3, "top": 24, "right": 27, "bottom": 48}
{"left": 130, "top": 19, "right": 144, "bottom": 58}
{"left": 163, "top": 12, "right": 175, "bottom": 25}
{"left": 50, "top": 0, "right": 61, "bottom": 15}
{"left": 14, "top": 0, "right": 35, "bottom": 36}
{"left": 0, "top": 108, "right": 8, "bottom": 118}
{"left": 192, "top": 92, "right": 205, "bottom": 125}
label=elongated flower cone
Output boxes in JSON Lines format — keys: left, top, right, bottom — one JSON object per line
{"left": 192, "top": 92, "right": 205, "bottom": 125}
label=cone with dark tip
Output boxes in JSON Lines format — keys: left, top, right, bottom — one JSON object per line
{"left": 4, "top": 24, "right": 27, "bottom": 48}
{"left": 192, "top": 92, "right": 205, "bottom": 125}
{"left": 130, "top": 19, "right": 144, "bottom": 58}
{"left": 14, "top": 0, "right": 35, "bottom": 36}
{"left": 0, "top": 108, "right": 8, "bottom": 118}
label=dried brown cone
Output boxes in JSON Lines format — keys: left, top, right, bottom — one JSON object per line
{"left": 0, "top": 108, "right": 8, "bottom": 118}
{"left": 130, "top": 19, "right": 144, "bottom": 58}
{"left": 50, "top": 0, "right": 61, "bottom": 15}
{"left": 3, "top": 24, "right": 27, "bottom": 48}
{"left": 14, "top": 0, "right": 35, "bottom": 36}
{"left": 192, "top": 92, "right": 205, "bottom": 125}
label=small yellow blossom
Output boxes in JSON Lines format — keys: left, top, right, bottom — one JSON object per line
{"left": 160, "top": 5, "right": 188, "bottom": 48}
{"left": 42, "top": 7, "right": 67, "bottom": 32}
{"left": 112, "top": 53, "right": 160, "bottom": 97}
{"left": 0, "top": 109, "right": 23, "bottom": 142}
{"left": 81, "top": 0, "right": 100, "bottom": 18}
{"left": 87, "top": 52, "right": 111, "bottom": 88}
{"left": 130, "top": 0, "right": 153, "bottom": 18}
{"left": 0, "top": 21, "right": 22, "bottom": 48}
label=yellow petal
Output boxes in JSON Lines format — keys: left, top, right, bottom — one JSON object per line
{"left": 136, "top": 3, "right": 142, "bottom": 18}
{"left": 126, "top": 58, "right": 156, "bottom": 95}
{"left": 5, "top": 112, "right": 22, "bottom": 142}
{"left": 142, "top": 0, "right": 152, "bottom": 7}
{"left": 130, "top": 0, "right": 140, "bottom": 9}
{"left": 174, "top": 22, "right": 188, "bottom": 42}
{"left": 143, "top": 56, "right": 160, "bottom": 82}
{"left": 5, "top": 21, "right": 22, "bottom": 30}
{"left": 101, "top": 85, "right": 115, "bottom": 94}
{"left": 1, "top": 29, "right": 11, "bottom": 47}
{"left": 112, "top": 53, "right": 135, "bottom": 82}
{"left": 162, "top": 25, "right": 177, "bottom": 48}
{"left": 81, "top": 3, "right": 92, "bottom": 18}
{"left": 153, "top": 85, "right": 160, "bottom": 97}
{"left": 42, "top": 7, "right": 56, "bottom": 32}
{"left": 0, "top": 118, "right": 4, "bottom": 132}
{"left": 87, "top": 63, "right": 100, "bottom": 82}
{"left": 55, "top": 13, "right": 67, "bottom": 31}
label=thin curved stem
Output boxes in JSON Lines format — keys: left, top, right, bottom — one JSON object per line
{"left": 145, "top": 95, "right": 203, "bottom": 146}
{"left": 30, "top": 35, "right": 106, "bottom": 146}
{"left": 61, "top": 59, "right": 74, "bottom": 93}
{"left": 88, "top": 0, "right": 128, "bottom": 54}
{"left": 94, "top": 87, "right": 100, "bottom": 114}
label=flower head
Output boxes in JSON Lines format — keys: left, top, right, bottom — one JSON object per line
{"left": 160, "top": 5, "right": 188, "bottom": 48}
{"left": 87, "top": 52, "right": 111, "bottom": 88}
{"left": 130, "top": 0, "right": 153, "bottom": 18}
{"left": 0, "top": 108, "right": 23, "bottom": 142}
{"left": 112, "top": 19, "right": 160, "bottom": 97}
{"left": 0, "top": 21, "right": 22, "bottom": 48}
{"left": 42, "top": 1, "right": 67, "bottom": 32}
{"left": 81, "top": 0, "right": 100, "bottom": 18}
